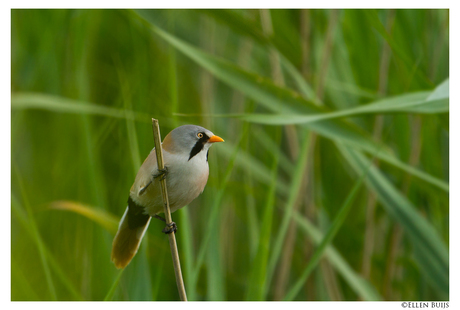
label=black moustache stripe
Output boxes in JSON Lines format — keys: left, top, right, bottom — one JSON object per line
{"left": 189, "top": 135, "right": 209, "bottom": 161}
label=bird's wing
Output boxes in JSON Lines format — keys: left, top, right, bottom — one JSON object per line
{"left": 131, "top": 148, "right": 158, "bottom": 192}
{"left": 129, "top": 146, "right": 176, "bottom": 215}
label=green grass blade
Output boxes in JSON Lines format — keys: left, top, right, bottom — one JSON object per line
{"left": 150, "top": 247, "right": 166, "bottom": 301}
{"left": 363, "top": 10, "right": 431, "bottom": 88}
{"left": 203, "top": 9, "right": 320, "bottom": 103}
{"left": 230, "top": 91, "right": 447, "bottom": 126}
{"left": 103, "top": 269, "right": 124, "bottom": 301}
{"left": 278, "top": 55, "right": 321, "bottom": 104}
{"left": 338, "top": 145, "right": 449, "bottom": 295}
{"left": 178, "top": 207, "right": 196, "bottom": 300}
{"left": 284, "top": 170, "right": 365, "bottom": 300}
{"left": 11, "top": 260, "right": 41, "bottom": 300}
{"left": 200, "top": 9, "right": 270, "bottom": 47}
{"left": 11, "top": 93, "right": 151, "bottom": 122}
{"left": 190, "top": 123, "right": 250, "bottom": 298}
{"left": 207, "top": 227, "right": 225, "bottom": 300}
{"left": 326, "top": 79, "right": 377, "bottom": 99}
{"left": 375, "top": 151, "right": 448, "bottom": 192}
{"left": 253, "top": 126, "right": 295, "bottom": 172}
{"left": 115, "top": 64, "right": 142, "bottom": 171}
{"left": 12, "top": 165, "right": 58, "bottom": 300}
{"left": 12, "top": 195, "right": 83, "bottom": 300}
{"left": 11, "top": 9, "right": 448, "bottom": 302}
{"left": 293, "top": 212, "right": 382, "bottom": 301}
{"left": 246, "top": 128, "right": 281, "bottom": 300}
{"left": 244, "top": 131, "right": 260, "bottom": 259}
{"left": 210, "top": 78, "right": 449, "bottom": 125}
{"left": 202, "top": 9, "right": 316, "bottom": 102}
{"left": 216, "top": 142, "right": 290, "bottom": 197}
{"left": 264, "top": 133, "right": 310, "bottom": 296}
{"left": 133, "top": 19, "right": 447, "bottom": 193}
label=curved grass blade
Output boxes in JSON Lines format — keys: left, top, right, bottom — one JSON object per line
{"left": 12, "top": 93, "right": 151, "bottom": 122}
{"left": 131, "top": 18, "right": 448, "bottom": 193}
{"left": 338, "top": 145, "right": 449, "bottom": 296}
{"left": 50, "top": 201, "right": 119, "bottom": 234}
{"left": 231, "top": 90, "right": 447, "bottom": 126}
{"left": 202, "top": 9, "right": 318, "bottom": 103}
{"left": 143, "top": 21, "right": 387, "bottom": 154}
{"left": 206, "top": 77, "right": 449, "bottom": 125}
{"left": 132, "top": 13, "right": 449, "bottom": 298}
{"left": 294, "top": 212, "right": 382, "bottom": 301}
{"left": 375, "top": 151, "right": 448, "bottom": 192}
{"left": 284, "top": 165, "right": 366, "bottom": 300}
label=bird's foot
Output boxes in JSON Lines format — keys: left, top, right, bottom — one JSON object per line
{"left": 162, "top": 221, "right": 177, "bottom": 234}
{"left": 153, "top": 166, "right": 168, "bottom": 181}
{"left": 153, "top": 215, "right": 177, "bottom": 234}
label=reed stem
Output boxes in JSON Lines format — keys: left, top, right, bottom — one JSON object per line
{"left": 151, "top": 118, "right": 187, "bottom": 301}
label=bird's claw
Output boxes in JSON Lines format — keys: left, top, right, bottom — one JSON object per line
{"left": 153, "top": 166, "right": 168, "bottom": 181}
{"left": 162, "top": 221, "right": 177, "bottom": 234}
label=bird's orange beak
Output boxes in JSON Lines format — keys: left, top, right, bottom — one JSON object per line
{"left": 208, "top": 135, "right": 224, "bottom": 143}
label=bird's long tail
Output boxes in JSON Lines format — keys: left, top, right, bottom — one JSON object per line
{"left": 111, "top": 205, "right": 150, "bottom": 269}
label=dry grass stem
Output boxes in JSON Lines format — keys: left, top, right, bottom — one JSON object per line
{"left": 152, "top": 118, "right": 187, "bottom": 301}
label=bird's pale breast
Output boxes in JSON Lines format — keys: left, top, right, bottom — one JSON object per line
{"left": 131, "top": 149, "right": 209, "bottom": 216}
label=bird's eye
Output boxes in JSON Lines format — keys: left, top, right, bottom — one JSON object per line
{"left": 197, "top": 132, "right": 204, "bottom": 138}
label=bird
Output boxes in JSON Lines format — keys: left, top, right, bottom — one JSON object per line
{"left": 111, "top": 124, "right": 224, "bottom": 269}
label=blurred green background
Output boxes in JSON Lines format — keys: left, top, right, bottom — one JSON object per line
{"left": 11, "top": 9, "right": 449, "bottom": 301}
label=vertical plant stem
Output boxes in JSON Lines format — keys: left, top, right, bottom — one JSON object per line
{"left": 246, "top": 127, "right": 281, "bottom": 301}
{"left": 259, "top": 9, "right": 284, "bottom": 86}
{"left": 260, "top": 9, "right": 304, "bottom": 299}
{"left": 273, "top": 170, "right": 306, "bottom": 300}
{"left": 361, "top": 9, "right": 396, "bottom": 284}
{"left": 168, "top": 11, "right": 179, "bottom": 128}
{"left": 200, "top": 15, "right": 215, "bottom": 129}
{"left": 315, "top": 9, "right": 339, "bottom": 100}
{"left": 313, "top": 9, "right": 343, "bottom": 300}
{"left": 230, "top": 19, "right": 256, "bottom": 260}
{"left": 302, "top": 133, "right": 318, "bottom": 300}
{"left": 429, "top": 10, "right": 449, "bottom": 81}
{"left": 167, "top": 12, "right": 196, "bottom": 300}
{"left": 383, "top": 115, "right": 422, "bottom": 299}
{"left": 299, "top": 9, "right": 318, "bottom": 300}
{"left": 300, "top": 9, "right": 312, "bottom": 82}
{"left": 382, "top": 223, "right": 403, "bottom": 299}
{"left": 361, "top": 114, "right": 384, "bottom": 281}
{"left": 319, "top": 259, "right": 343, "bottom": 300}
{"left": 190, "top": 124, "right": 249, "bottom": 295}
{"left": 284, "top": 173, "right": 366, "bottom": 301}
{"left": 151, "top": 119, "right": 187, "bottom": 301}
{"left": 264, "top": 135, "right": 310, "bottom": 296}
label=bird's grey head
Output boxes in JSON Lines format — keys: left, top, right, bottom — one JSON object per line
{"left": 162, "top": 125, "right": 223, "bottom": 161}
